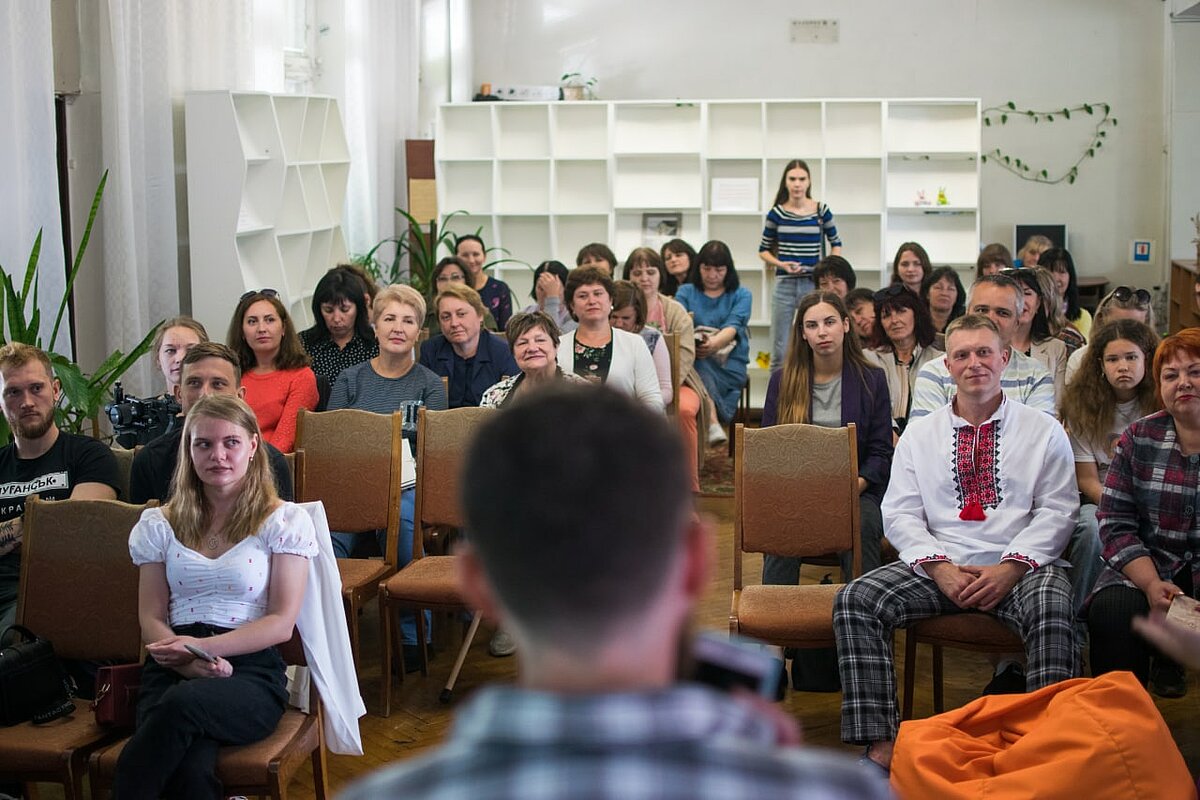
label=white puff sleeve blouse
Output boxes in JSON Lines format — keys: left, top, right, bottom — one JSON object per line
{"left": 129, "top": 503, "right": 319, "bottom": 629}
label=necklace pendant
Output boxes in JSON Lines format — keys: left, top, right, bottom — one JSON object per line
{"left": 206, "top": 535, "right": 220, "bottom": 550}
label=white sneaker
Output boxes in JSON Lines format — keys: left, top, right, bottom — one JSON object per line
{"left": 707, "top": 421, "right": 728, "bottom": 446}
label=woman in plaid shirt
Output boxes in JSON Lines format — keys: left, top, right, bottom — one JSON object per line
{"left": 1088, "top": 328, "right": 1200, "bottom": 692}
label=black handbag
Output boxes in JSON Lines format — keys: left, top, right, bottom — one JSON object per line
{"left": 0, "top": 625, "right": 76, "bottom": 725}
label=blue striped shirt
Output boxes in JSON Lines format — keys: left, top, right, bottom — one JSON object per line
{"left": 758, "top": 204, "right": 841, "bottom": 276}
{"left": 908, "top": 347, "right": 1055, "bottom": 421}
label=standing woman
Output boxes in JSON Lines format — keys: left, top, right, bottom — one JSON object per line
{"left": 1041, "top": 247, "right": 1093, "bottom": 341}
{"left": 455, "top": 234, "right": 513, "bottom": 330}
{"left": 758, "top": 159, "right": 842, "bottom": 370}
{"left": 660, "top": 238, "right": 697, "bottom": 297}
{"left": 761, "top": 291, "right": 892, "bottom": 582}
{"left": 1059, "top": 319, "right": 1159, "bottom": 616}
{"left": 228, "top": 290, "right": 319, "bottom": 453}
{"left": 889, "top": 242, "right": 932, "bottom": 296}
{"left": 115, "top": 394, "right": 317, "bottom": 795}
{"left": 676, "top": 241, "right": 753, "bottom": 429}
{"left": 863, "top": 286, "right": 943, "bottom": 436}
{"left": 419, "top": 283, "right": 517, "bottom": 408}
{"left": 299, "top": 268, "right": 378, "bottom": 387}
{"left": 556, "top": 266, "right": 663, "bottom": 410}
{"left": 921, "top": 267, "right": 966, "bottom": 337}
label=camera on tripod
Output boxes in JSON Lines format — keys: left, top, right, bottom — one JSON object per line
{"left": 105, "top": 382, "right": 181, "bottom": 448}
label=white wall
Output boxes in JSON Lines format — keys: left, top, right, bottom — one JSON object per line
{"left": 467, "top": 0, "right": 1167, "bottom": 288}
{"left": 1169, "top": 17, "right": 1200, "bottom": 261}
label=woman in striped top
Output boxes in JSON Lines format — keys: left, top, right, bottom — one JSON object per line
{"left": 758, "top": 159, "right": 842, "bottom": 370}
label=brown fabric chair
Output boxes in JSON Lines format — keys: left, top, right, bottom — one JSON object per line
{"left": 901, "top": 614, "right": 1024, "bottom": 720}
{"left": 730, "top": 423, "right": 861, "bottom": 654}
{"left": 110, "top": 445, "right": 140, "bottom": 501}
{"left": 663, "top": 331, "right": 681, "bottom": 417}
{"left": 294, "top": 408, "right": 404, "bottom": 673}
{"left": 88, "top": 630, "right": 329, "bottom": 799}
{"left": 378, "top": 406, "right": 493, "bottom": 716}
{"left": 0, "top": 497, "right": 150, "bottom": 799}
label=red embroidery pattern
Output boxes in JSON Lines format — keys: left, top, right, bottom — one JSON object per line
{"left": 1003, "top": 552, "right": 1039, "bottom": 570}
{"left": 953, "top": 420, "right": 1001, "bottom": 520}
{"left": 911, "top": 554, "right": 951, "bottom": 570}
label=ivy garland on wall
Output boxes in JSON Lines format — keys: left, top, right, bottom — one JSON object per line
{"left": 981, "top": 102, "right": 1118, "bottom": 185}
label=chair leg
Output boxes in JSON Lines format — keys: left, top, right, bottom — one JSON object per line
{"left": 902, "top": 631, "right": 917, "bottom": 720}
{"left": 380, "top": 599, "right": 394, "bottom": 718}
{"left": 440, "top": 612, "right": 482, "bottom": 704}
{"left": 311, "top": 707, "right": 330, "bottom": 800}
{"left": 345, "top": 594, "right": 361, "bottom": 670}
{"left": 932, "top": 645, "right": 945, "bottom": 714}
{"left": 416, "top": 608, "right": 430, "bottom": 676}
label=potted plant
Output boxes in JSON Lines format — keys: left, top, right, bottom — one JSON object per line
{"left": 0, "top": 170, "right": 161, "bottom": 442}
{"left": 560, "top": 72, "right": 597, "bottom": 101}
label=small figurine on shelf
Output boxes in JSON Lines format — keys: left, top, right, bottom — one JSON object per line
{"left": 914, "top": 189, "right": 931, "bottom": 206}
{"left": 936, "top": 187, "right": 949, "bottom": 206}
{"left": 756, "top": 351, "right": 771, "bottom": 370}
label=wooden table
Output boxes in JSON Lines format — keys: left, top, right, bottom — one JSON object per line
{"left": 1170, "top": 260, "right": 1200, "bottom": 333}
{"left": 1076, "top": 276, "right": 1109, "bottom": 314}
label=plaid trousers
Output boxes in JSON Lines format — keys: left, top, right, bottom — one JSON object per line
{"left": 833, "top": 560, "right": 1078, "bottom": 745}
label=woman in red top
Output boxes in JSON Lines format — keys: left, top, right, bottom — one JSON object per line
{"left": 227, "top": 290, "right": 318, "bottom": 452}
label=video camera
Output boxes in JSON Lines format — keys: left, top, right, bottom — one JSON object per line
{"left": 105, "top": 382, "right": 180, "bottom": 449}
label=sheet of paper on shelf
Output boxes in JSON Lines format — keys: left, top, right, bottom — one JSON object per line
{"left": 711, "top": 178, "right": 759, "bottom": 212}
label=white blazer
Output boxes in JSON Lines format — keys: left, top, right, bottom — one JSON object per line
{"left": 557, "top": 328, "right": 665, "bottom": 411}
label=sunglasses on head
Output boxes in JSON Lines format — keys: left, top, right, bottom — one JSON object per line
{"left": 873, "top": 284, "right": 909, "bottom": 302}
{"left": 998, "top": 268, "right": 1038, "bottom": 289}
{"left": 240, "top": 289, "right": 279, "bottom": 301}
{"left": 1111, "top": 286, "right": 1151, "bottom": 305}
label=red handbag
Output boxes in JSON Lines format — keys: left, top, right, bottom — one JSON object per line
{"left": 92, "top": 663, "right": 142, "bottom": 729}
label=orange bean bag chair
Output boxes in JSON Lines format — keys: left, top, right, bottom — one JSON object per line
{"left": 891, "top": 671, "right": 1194, "bottom": 800}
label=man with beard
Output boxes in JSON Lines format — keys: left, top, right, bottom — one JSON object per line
{"left": 0, "top": 343, "right": 118, "bottom": 628}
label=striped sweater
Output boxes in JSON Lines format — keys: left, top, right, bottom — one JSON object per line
{"left": 758, "top": 203, "right": 841, "bottom": 276}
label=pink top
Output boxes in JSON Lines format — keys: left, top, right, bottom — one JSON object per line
{"left": 240, "top": 367, "right": 319, "bottom": 453}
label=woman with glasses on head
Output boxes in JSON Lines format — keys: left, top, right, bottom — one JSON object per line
{"left": 426, "top": 257, "right": 498, "bottom": 335}
{"left": 1040, "top": 247, "right": 1092, "bottom": 340}
{"left": 676, "top": 241, "right": 753, "bottom": 436}
{"left": 1066, "top": 286, "right": 1157, "bottom": 385}
{"left": 521, "top": 260, "right": 575, "bottom": 334}
{"left": 1005, "top": 267, "right": 1076, "bottom": 402}
{"left": 758, "top": 159, "right": 842, "bottom": 370}
{"left": 227, "top": 290, "right": 319, "bottom": 453}
{"left": 299, "top": 268, "right": 378, "bottom": 387}
{"left": 863, "top": 285, "right": 943, "bottom": 437}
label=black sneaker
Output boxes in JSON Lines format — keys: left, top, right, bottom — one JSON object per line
{"left": 1149, "top": 659, "right": 1188, "bottom": 698}
{"left": 982, "top": 663, "right": 1026, "bottom": 695}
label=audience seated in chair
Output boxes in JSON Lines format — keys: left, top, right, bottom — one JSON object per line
{"left": 299, "top": 267, "right": 379, "bottom": 388}
{"left": 419, "top": 282, "right": 517, "bottom": 408}
{"left": 344, "top": 386, "right": 889, "bottom": 799}
{"left": 0, "top": 343, "right": 118, "bottom": 630}
{"left": 130, "top": 342, "right": 294, "bottom": 505}
{"left": 834, "top": 314, "right": 1079, "bottom": 773}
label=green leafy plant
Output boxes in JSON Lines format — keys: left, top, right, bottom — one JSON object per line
{"left": 357, "top": 208, "right": 526, "bottom": 297}
{"left": 980, "top": 101, "right": 1117, "bottom": 185}
{"left": 0, "top": 170, "right": 161, "bottom": 441}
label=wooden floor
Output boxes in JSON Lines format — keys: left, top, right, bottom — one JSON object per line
{"left": 44, "top": 495, "right": 1200, "bottom": 796}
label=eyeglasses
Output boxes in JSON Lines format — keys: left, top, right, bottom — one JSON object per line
{"left": 240, "top": 289, "right": 279, "bottom": 301}
{"left": 998, "top": 268, "right": 1038, "bottom": 289}
{"left": 1111, "top": 286, "right": 1151, "bottom": 305}
{"left": 873, "top": 284, "right": 909, "bottom": 302}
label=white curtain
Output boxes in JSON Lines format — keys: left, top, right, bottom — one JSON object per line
{"left": 0, "top": 3, "right": 68, "bottom": 351}
{"left": 339, "top": 0, "right": 422, "bottom": 261}
{"left": 98, "top": 1, "right": 255, "bottom": 395}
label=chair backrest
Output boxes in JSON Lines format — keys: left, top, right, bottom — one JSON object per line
{"left": 17, "top": 497, "right": 150, "bottom": 662}
{"left": 664, "top": 331, "right": 681, "bottom": 417}
{"left": 110, "top": 445, "right": 139, "bottom": 501}
{"left": 734, "top": 423, "right": 861, "bottom": 587}
{"left": 412, "top": 406, "right": 494, "bottom": 558}
{"left": 294, "top": 408, "right": 403, "bottom": 563}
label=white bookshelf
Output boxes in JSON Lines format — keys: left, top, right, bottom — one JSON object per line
{"left": 185, "top": 90, "right": 351, "bottom": 335}
{"left": 435, "top": 98, "right": 980, "bottom": 404}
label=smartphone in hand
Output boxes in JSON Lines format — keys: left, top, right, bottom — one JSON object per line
{"left": 687, "top": 631, "right": 782, "bottom": 700}
{"left": 184, "top": 643, "right": 218, "bottom": 663}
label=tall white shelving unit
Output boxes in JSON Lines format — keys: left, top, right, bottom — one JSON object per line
{"left": 185, "top": 91, "right": 350, "bottom": 335}
{"left": 435, "top": 98, "right": 980, "bottom": 402}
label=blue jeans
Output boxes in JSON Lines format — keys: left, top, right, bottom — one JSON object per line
{"left": 770, "top": 274, "right": 814, "bottom": 370}
{"left": 331, "top": 488, "right": 429, "bottom": 645}
{"left": 1067, "top": 502, "right": 1103, "bottom": 617}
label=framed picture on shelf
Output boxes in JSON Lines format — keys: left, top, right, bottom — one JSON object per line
{"left": 643, "top": 212, "right": 681, "bottom": 249}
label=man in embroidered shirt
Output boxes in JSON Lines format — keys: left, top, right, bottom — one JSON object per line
{"left": 908, "top": 273, "right": 1054, "bottom": 420}
{"left": 343, "top": 387, "right": 888, "bottom": 799}
{"left": 0, "top": 343, "right": 118, "bottom": 628}
{"left": 834, "top": 314, "right": 1078, "bottom": 772}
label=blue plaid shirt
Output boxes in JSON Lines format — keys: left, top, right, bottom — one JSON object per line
{"left": 340, "top": 685, "right": 890, "bottom": 799}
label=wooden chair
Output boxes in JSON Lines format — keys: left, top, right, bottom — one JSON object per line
{"left": 294, "top": 408, "right": 404, "bottom": 672}
{"left": 379, "top": 406, "right": 493, "bottom": 716}
{"left": 88, "top": 629, "right": 328, "bottom": 799}
{"left": 726, "top": 376, "right": 752, "bottom": 458}
{"left": 0, "top": 497, "right": 150, "bottom": 799}
{"left": 730, "top": 423, "right": 860, "bottom": 661}
{"left": 663, "top": 331, "right": 681, "bottom": 417}
{"left": 901, "top": 614, "right": 1024, "bottom": 719}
